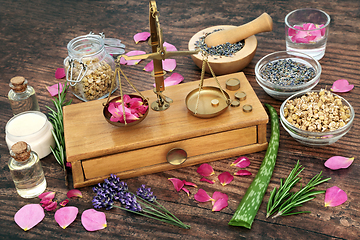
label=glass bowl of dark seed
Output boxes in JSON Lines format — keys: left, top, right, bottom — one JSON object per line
{"left": 188, "top": 25, "right": 258, "bottom": 75}
{"left": 280, "top": 89, "right": 354, "bottom": 146}
{"left": 255, "top": 51, "right": 321, "bottom": 100}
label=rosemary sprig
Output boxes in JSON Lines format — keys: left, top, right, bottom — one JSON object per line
{"left": 266, "top": 160, "right": 331, "bottom": 219}
{"left": 45, "top": 83, "right": 72, "bottom": 185}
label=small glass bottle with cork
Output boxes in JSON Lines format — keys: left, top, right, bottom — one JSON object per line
{"left": 8, "top": 76, "right": 40, "bottom": 115}
{"left": 8, "top": 141, "right": 47, "bottom": 198}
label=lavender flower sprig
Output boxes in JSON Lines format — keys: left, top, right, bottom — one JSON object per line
{"left": 92, "top": 174, "right": 190, "bottom": 229}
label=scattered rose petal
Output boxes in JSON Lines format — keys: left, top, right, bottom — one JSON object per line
{"left": 14, "top": 204, "right": 45, "bottom": 231}
{"left": 212, "top": 191, "right": 228, "bottom": 204}
{"left": 182, "top": 187, "right": 190, "bottom": 196}
{"left": 133, "top": 32, "right": 150, "bottom": 44}
{"left": 145, "top": 59, "right": 177, "bottom": 73}
{"left": 218, "top": 172, "right": 234, "bottom": 186}
{"left": 120, "top": 50, "right": 146, "bottom": 65}
{"left": 324, "top": 156, "right": 354, "bottom": 170}
{"left": 194, "top": 189, "right": 213, "bottom": 202}
{"left": 163, "top": 42, "right": 177, "bottom": 52}
{"left": 67, "top": 189, "right": 82, "bottom": 198}
{"left": 143, "top": 60, "right": 154, "bottom": 72}
{"left": 47, "top": 83, "right": 65, "bottom": 97}
{"left": 234, "top": 170, "right": 252, "bottom": 176}
{"left": 212, "top": 197, "right": 228, "bottom": 212}
{"left": 330, "top": 79, "right": 354, "bottom": 93}
{"left": 231, "top": 156, "right": 250, "bottom": 168}
{"left": 44, "top": 201, "right": 58, "bottom": 211}
{"left": 196, "top": 163, "right": 215, "bottom": 177}
{"left": 60, "top": 199, "right": 69, "bottom": 207}
{"left": 81, "top": 209, "right": 107, "bottom": 232}
{"left": 183, "top": 180, "right": 197, "bottom": 188}
{"left": 153, "top": 72, "right": 184, "bottom": 87}
{"left": 200, "top": 177, "right": 215, "bottom": 184}
{"left": 324, "top": 186, "right": 347, "bottom": 207}
{"left": 40, "top": 198, "right": 53, "bottom": 206}
{"left": 163, "top": 59, "right": 176, "bottom": 72}
{"left": 168, "top": 178, "right": 185, "bottom": 192}
{"left": 55, "top": 206, "right": 78, "bottom": 229}
{"left": 55, "top": 68, "right": 66, "bottom": 79}
{"left": 66, "top": 162, "right": 72, "bottom": 168}
{"left": 38, "top": 191, "right": 55, "bottom": 200}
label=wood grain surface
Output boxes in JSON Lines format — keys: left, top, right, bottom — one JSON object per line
{"left": 0, "top": 0, "right": 359, "bottom": 239}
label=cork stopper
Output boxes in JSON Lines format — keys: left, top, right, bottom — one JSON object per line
{"left": 10, "top": 76, "right": 27, "bottom": 93}
{"left": 10, "top": 141, "right": 31, "bottom": 162}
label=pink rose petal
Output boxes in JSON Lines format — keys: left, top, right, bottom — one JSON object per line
{"left": 81, "top": 209, "right": 107, "bottom": 231}
{"left": 212, "top": 191, "right": 228, "bottom": 204}
{"left": 231, "top": 156, "right": 250, "bottom": 168}
{"left": 14, "top": 204, "right": 45, "bottom": 231}
{"left": 55, "top": 68, "right": 66, "bottom": 79}
{"left": 143, "top": 60, "right": 154, "bottom": 72}
{"left": 324, "top": 156, "right": 354, "bottom": 170}
{"left": 183, "top": 180, "right": 197, "bottom": 188}
{"left": 120, "top": 50, "right": 146, "bottom": 65}
{"left": 168, "top": 178, "right": 185, "bottom": 192}
{"left": 163, "top": 42, "right": 177, "bottom": 52}
{"left": 182, "top": 187, "right": 190, "bottom": 196}
{"left": 153, "top": 72, "right": 184, "bottom": 88}
{"left": 67, "top": 189, "right": 82, "bottom": 198}
{"left": 44, "top": 201, "right": 58, "bottom": 211}
{"left": 55, "top": 206, "right": 78, "bottom": 229}
{"left": 133, "top": 32, "right": 150, "bottom": 44}
{"left": 163, "top": 59, "right": 176, "bottom": 72}
{"left": 38, "top": 191, "right": 55, "bottom": 200}
{"left": 47, "top": 83, "right": 65, "bottom": 97}
{"left": 60, "top": 199, "right": 69, "bottom": 207}
{"left": 212, "top": 197, "right": 228, "bottom": 212}
{"left": 145, "top": 59, "right": 177, "bottom": 73}
{"left": 218, "top": 172, "right": 234, "bottom": 186}
{"left": 324, "top": 186, "right": 348, "bottom": 207}
{"left": 194, "top": 189, "right": 213, "bottom": 202}
{"left": 196, "top": 163, "right": 215, "bottom": 177}
{"left": 234, "top": 170, "right": 252, "bottom": 176}
{"left": 331, "top": 79, "right": 354, "bottom": 93}
{"left": 40, "top": 198, "right": 53, "bottom": 206}
{"left": 200, "top": 177, "right": 215, "bottom": 184}
{"left": 66, "top": 162, "right": 72, "bottom": 168}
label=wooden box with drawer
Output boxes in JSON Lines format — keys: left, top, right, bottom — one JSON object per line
{"left": 63, "top": 72, "right": 268, "bottom": 188}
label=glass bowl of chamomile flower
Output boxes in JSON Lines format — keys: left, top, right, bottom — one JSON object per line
{"left": 280, "top": 89, "right": 354, "bottom": 146}
{"left": 255, "top": 51, "right": 321, "bottom": 100}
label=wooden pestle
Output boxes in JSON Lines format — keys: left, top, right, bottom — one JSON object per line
{"left": 204, "top": 13, "right": 273, "bottom": 47}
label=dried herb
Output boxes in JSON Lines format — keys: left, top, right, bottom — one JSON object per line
{"left": 45, "top": 83, "right": 72, "bottom": 186}
{"left": 266, "top": 160, "right": 331, "bottom": 218}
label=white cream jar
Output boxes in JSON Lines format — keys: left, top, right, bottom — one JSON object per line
{"left": 5, "top": 111, "right": 55, "bottom": 159}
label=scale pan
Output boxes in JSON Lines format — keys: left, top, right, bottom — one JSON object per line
{"left": 103, "top": 94, "right": 149, "bottom": 127}
{"left": 185, "top": 86, "right": 230, "bottom": 118}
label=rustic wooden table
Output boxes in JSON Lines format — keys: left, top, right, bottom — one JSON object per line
{"left": 0, "top": 0, "right": 359, "bottom": 239}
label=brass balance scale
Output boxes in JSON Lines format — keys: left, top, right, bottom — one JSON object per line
{"left": 63, "top": 0, "right": 269, "bottom": 188}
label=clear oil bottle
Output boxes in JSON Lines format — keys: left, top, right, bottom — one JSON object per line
{"left": 8, "top": 76, "right": 40, "bottom": 115}
{"left": 8, "top": 141, "right": 46, "bottom": 198}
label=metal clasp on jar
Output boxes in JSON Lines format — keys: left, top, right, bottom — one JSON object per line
{"left": 65, "top": 58, "right": 88, "bottom": 87}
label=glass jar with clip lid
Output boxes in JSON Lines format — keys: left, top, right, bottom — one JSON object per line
{"left": 64, "top": 33, "right": 125, "bottom": 101}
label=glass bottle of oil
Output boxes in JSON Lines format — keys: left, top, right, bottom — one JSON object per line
{"left": 8, "top": 76, "right": 40, "bottom": 115}
{"left": 8, "top": 141, "right": 46, "bottom": 198}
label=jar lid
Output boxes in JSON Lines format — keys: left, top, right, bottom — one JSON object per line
{"left": 10, "top": 76, "right": 27, "bottom": 92}
{"left": 10, "top": 141, "right": 30, "bottom": 162}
